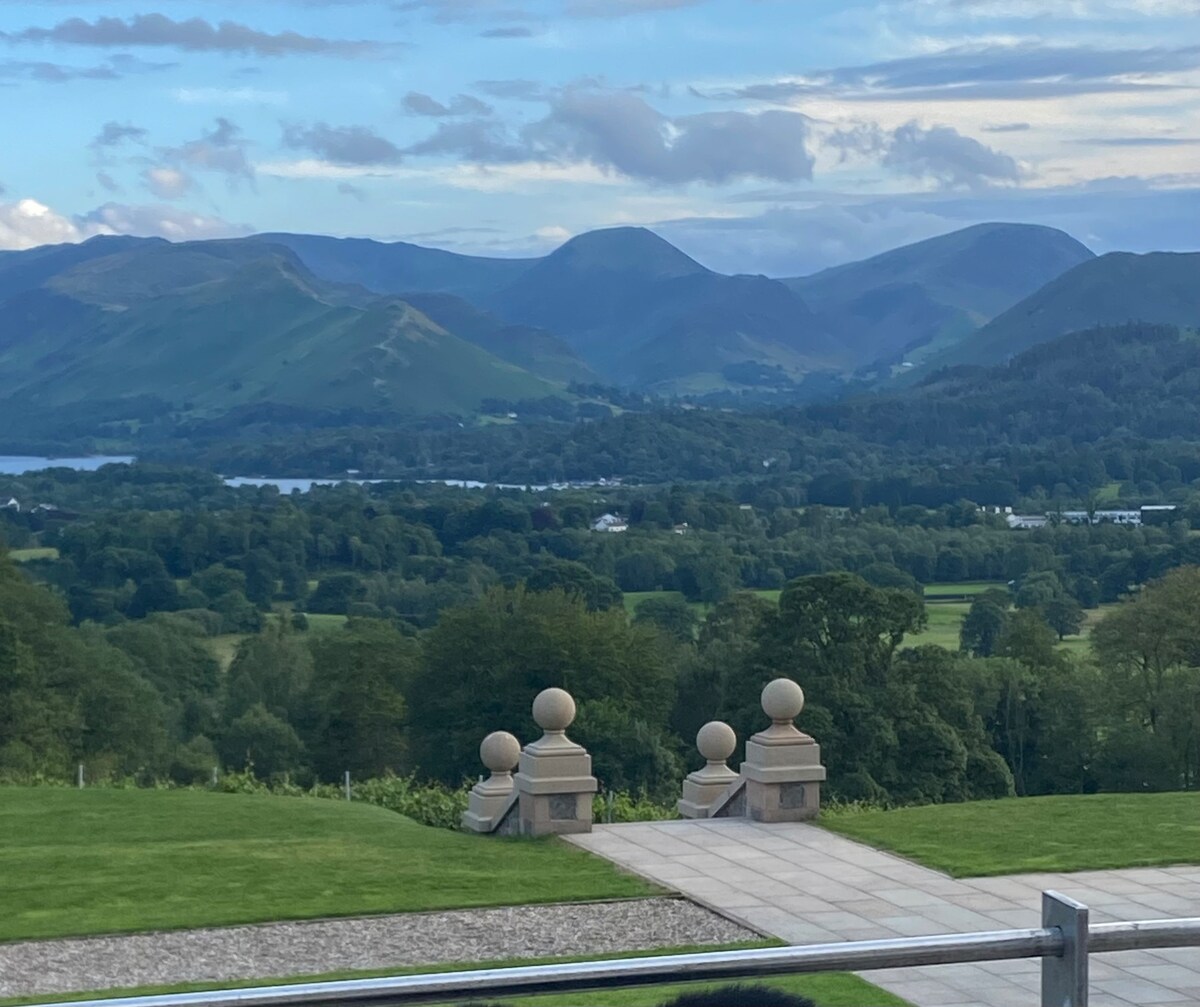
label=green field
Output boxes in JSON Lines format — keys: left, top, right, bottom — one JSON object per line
{"left": 0, "top": 788, "right": 654, "bottom": 941}
{"left": 205, "top": 612, "right": 350, "bottom": 670}
{"left": 922, "top": 581, "right": 1006, "bottom": 598}
{"left": 7, "top": 547, "right": 58, "bottom": 562}
{"left": 824, "top": 792, "right": 1200, "bottom": 876}
{"left": 626, "top": 586, "right": 1106, "bottom": 656}
{"left": 905, "top": 601, "right": 971, "bottom": 649}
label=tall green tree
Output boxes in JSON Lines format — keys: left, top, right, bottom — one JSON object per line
{"left": 303, "top": 620, "right": 417, "bottom": 779}
{"left": 408, "top": 586, "right": 676, "bottom": 785}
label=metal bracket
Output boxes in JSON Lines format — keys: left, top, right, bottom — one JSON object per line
{"left": 1043, "top": 890, "right": 1089, "bottom": 1007}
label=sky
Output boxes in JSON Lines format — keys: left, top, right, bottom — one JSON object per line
{"left": 0, "top": 0, "right": 1198, "bottom": 275}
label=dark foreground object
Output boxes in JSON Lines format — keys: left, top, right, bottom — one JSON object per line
{"left": 467, "top": 986, "right": 816, "bottom": 1007}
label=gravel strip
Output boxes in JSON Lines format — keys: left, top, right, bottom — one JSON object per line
{"left": 0, "top": 898, "right": 756, "bottom": 999}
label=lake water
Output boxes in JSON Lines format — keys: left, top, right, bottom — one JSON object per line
{"left": 0, "top": 455, "right": 135, "bottom": 475}
{"left": 1, "top": 457, "right": 606, "bottom": 493}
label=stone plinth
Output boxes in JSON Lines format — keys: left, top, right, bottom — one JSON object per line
{"left": 679, "top": 721, "right": 740, "bottom": 819}
{"left": 515, "top": 688, "right": 598, "bottom": 836}
{"left": 461, "top": 731, "right": 521, "bottom": 833}
{"left": 740, "top": 678, "right": 826, "bottom": 822}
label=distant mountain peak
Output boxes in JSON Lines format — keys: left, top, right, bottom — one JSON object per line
{"left": 544, "top": 227, "right": 709, "bottom": 278}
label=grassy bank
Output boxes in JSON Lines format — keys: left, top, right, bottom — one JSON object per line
{"left": 823, "top": 792, "right": 1200, "bottom": 876}
{"left": 0, "top": 787, "right": 653, "bottom": 941}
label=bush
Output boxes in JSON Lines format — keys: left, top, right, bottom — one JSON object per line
{"left": 593, "top": 789, "right": 677, "bottom": 823}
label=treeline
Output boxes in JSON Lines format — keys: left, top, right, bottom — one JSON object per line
{"left": 128, "top": 324, "right": 1200, "bottom": 506}
{"left": 4, "top": 538, "right": 1198, "bottom": 802}
{"left": 5, "top": 469, "right": 1200, "bottom": 634}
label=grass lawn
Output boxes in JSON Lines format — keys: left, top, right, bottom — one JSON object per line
{"left": 0, "top": 788, "right": 655, "bottom": 942}
{"left": 904, "top": 602, "right": 969, "bottom": 650}
{"left": 0, "top": 948, "right": 907, "bottom": 1007}
{"left": 922, "top": 581, "right": 1006, "bottom": 598}
{"left": 7, "top": 547, "right": 58, "bottom": 562}
{"left": 205, "top": 633, "right": 244, "bottom": 672}
{"left": 823, "top": 792, "right": 1200, "bottom": 877}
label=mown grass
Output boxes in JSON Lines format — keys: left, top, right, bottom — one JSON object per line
{"left": 0, "top": 788, "right": 654, "bottom": 942}
{"left": 905, "top": 602, "right": 970, "bottom": 650}
{"left": 823, "top": 792, "right": 1200, "bottom": 877}
{"left": 7, "top": 547, "right": 58, "bottom": 562}
{"left": 922, "top": 581, "right": 1006, "bottom": 598}
{"left": 0, "top": 947, "right": 908, "bottom": 1007}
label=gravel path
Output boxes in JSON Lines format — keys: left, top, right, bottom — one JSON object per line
{"left": 0, "top": 898, "right": 756, "bottom": 999}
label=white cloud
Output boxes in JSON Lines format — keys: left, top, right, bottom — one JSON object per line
{"left": 142, "top": 166, "right": 195, "bottom": 199}
{"left": 0, "top": 198, "right": 105, "bottom": 250}
{"left": 77, "top": 202, "right": 249, "bottom": 240}
{"left": 0, "top": 195, "right": 246, "bottom": 250}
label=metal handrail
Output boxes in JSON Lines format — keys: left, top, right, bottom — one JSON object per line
{"left": 20, "top": 900, "right": 1200, "bottom": 1007}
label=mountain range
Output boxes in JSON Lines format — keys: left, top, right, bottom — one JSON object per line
{"left": 0, "top": 221, "right": 1196, "bottom": 422}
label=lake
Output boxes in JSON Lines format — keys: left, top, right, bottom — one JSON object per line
{"left": 0, "top": 457, "right": 608, "bottom": 493}
{"left": 0, "top": 455, "right": 135, "bottom": 475}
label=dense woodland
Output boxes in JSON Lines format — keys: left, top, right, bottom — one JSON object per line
{"left": 2, "top": 461, "right": 1198, "bottom": 804}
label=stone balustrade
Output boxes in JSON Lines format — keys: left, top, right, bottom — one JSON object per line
{"left": 465, "top": 676, "right": 824, "bottom": 836}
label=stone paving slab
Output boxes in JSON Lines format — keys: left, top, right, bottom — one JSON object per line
{"left": 568, "top": 820, "right": 1200, "bottom": 1007}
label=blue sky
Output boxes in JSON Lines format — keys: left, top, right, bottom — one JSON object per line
{"left": 1, "top": 0, "right": 1197, "bottom": 273}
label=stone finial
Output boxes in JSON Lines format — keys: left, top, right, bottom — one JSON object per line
{"left": 516, "top": 687, "right": 597, "bottom": 836}
{"left": 480, "top": 731, "right": 521, "bottom": 786}
{"left": 763, "top": 678, "right": 804, "bottom": 721}
{"left": 533, "top": 687, "right": 576, "bottom": 733}
{"left": 679, "top": 721, "right": 740, "bottom": 819}
{"left": 697, "top": 721, "right": 737, "bottom": 767}
{"left": 461, "top": 730, "right": 522, "bottom": 833}
{"left": 740, "top": 677, "right": 826, "bottom": 822}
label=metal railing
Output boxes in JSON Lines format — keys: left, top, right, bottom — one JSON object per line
{"left": 24, "top": 893, "right": 1200, "bottom": 1007}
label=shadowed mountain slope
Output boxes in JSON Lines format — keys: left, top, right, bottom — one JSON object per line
{"left": 926, "top": 251, "right": 1200, "bottom": 370}
{"left": 787, "top": 223, "right": 1095, "bottom": 366}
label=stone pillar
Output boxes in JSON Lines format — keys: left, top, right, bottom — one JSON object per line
{"left": 741, "top": 678, "right": 826, "bottom": 822}
{"left": 679, "top": 721, "right": 740, "bottom": 819}
{"left": 461, "top": 731, "right": 521, "bottom": 834}
{"left": 515, "top": 688, "right": 598, "bottom": 836}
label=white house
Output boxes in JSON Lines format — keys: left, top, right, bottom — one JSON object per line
{"left": 1094, "top": 510, "right": 1142, "bottom": 526}
{"left": 591, "top": 513, "right": 628, "bottom": 533}
{"left": 2, "top": 498, "right": 19, "bottom": 512}
{"left": 1007, "top": 514, "right": 1048, "bottom": 530}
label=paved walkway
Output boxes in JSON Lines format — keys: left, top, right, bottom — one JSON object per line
{"left": 568, "top": 820, "right": 1200, "bottom": 1007}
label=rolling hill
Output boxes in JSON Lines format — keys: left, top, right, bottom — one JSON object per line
{"left": 925, "top": 251, "right": 1200, "bottom": 369}
{"left": 0, "top": 241, "right": 561, "bottom": 418}
{"left": 787, "top": 223, "right": 1095, "bottom": 366}
{"left": 256, "top": 232, "right": 535, "bottom": 303}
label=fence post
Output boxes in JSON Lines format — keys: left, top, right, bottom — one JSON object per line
{"left": 344, "top": 770, "right": 351, "bottom": 801}
{"left": 1042, "top": 890, "right": 1089, "bottom": 1007}
{"left": 77, "top": 763, "right": 84, "bottom": 789}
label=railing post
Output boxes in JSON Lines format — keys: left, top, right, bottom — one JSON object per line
{"left": 1042, "top": 891, "right": 1089, "bottom": 1007}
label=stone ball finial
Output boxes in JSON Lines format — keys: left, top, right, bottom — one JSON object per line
{"left": 532, "top": 687, "right": 576, "bottom": 732}
{"left": 480, "top": 731, "right": 521, "bottom": 774}
{"left": 762, "top": 678, "right": 805, "bottom": 722}
{"left": 697, "top": 721, "right": 736, "bottom": 764}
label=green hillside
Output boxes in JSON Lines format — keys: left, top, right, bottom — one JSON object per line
{"left": 401, "top": 291, "right": 597, "bottom": 385}
{"left": 0, "top": 787, "right": 652, "bottom": 941}
{"left": 929, "top": 250, "right": 1200, "bottom": 369}
{"left": 0, "top": 242, "right": 560, "bottom": 418}
{"left": 788, "top": 223, "right": 1094, "bottom": 366}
